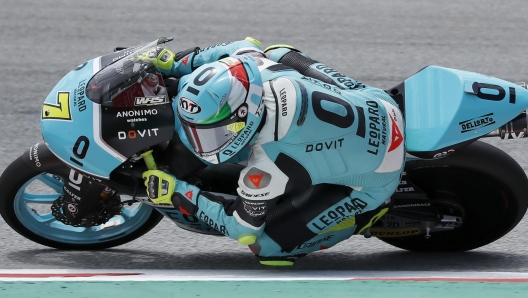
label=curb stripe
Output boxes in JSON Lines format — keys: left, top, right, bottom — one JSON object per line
{"left": 0, "top": 273, "right": 141, "bottom": 278}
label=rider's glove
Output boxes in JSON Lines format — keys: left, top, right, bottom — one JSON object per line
{"left": 142, "top": 170, "right": 176, "bottom": 205}
{"left": 137, "top": 47, "right": 176, "bottom": 71}
{"left": 142, "top": 170, "right": 198, "bottom": 215}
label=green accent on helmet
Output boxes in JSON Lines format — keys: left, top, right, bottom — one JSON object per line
{"left": 199, "top": 103, "right": 232, "bottom": 124}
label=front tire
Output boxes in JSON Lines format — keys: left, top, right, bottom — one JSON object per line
{"left": 0, "top": 155, "right": 164, "bottom": 249}
{"left": 380, "top": 141, "right": 528, "bottom": 251}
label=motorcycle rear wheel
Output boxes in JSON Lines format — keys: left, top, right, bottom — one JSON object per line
{"left": 380, "top": 141, "right": 528, "bottom": 251}
{"left": 0, "top": 155, "right": 164, "bottom": 250}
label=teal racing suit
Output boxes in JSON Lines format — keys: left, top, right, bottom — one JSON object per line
{"left": 157, "top": 38, "right": 405, "bottom": 262}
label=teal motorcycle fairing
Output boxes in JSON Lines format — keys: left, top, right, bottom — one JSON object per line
{"left": 391, "top": 65, "right": 528, "bottom": 157}
{"left": 41, "top": 39, "right": 175, "bottom": 179}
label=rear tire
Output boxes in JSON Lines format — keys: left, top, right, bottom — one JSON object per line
{"left": 0, "top": 155, "right": 164, "bottom": 250}
{"left": 380, "top": 141, "right": 528, "bottom": 251}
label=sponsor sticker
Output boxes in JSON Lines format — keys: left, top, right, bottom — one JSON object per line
{"left": 185, "top": 190, "right": 194, "bottom": 200}
{"left": 42, "top": 92, "right": 72, "bottom": 121}
{"left": 388, "top": 115, "right": 403, "bottom": 152}
{"left": 227, "top": 122, "right": 245, "bottom": 133}
{"left": 296, "top": 235, "right": 335, "bottom": 250}
{"left": 67, "top": 203, "right": 78, "bottom": 214}
{"left": 243, "top": 167, "right": 271, "bottom": 189}
{"left": 116, "top": 109, "right": 158, "bottom": 117}
{"left": 459, "top": 113, "right": 496, "bottom": 133}
{"left": 243, "top": 200, "right": 267, "bottom": 217}
{"left": 237, "top": 105, "right": 248, "bottom": 118}
{"left": 29, "top": 143, "right": 41, "bottom": 167}
{"left": 198, "top": 211, "right": 229, "bottom": 235}
{"left": 181, "top": 56, "right": 189, "bottom": 66}
{"left": 179, "top": 97, "right": 202, "bottom": 114}
{"left": 117, "top": 128, "right": 159, "bottom": 140}
{"left": 134, "top": 96, "right": 168, "bottom": 106}
{"left": 368, "top": 228, "right": 421, "bottom": 237}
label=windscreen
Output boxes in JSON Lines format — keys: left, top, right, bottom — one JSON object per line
{"left": 86, "top": 39, "right": 169, "bottom": 106}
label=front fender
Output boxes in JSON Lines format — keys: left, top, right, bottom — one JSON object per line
{"left": 22, "top": 142, "right": 70, "bottom": 176}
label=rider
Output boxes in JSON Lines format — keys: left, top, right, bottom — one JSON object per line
{"left": 141, "top": 37, "right": 406, "bottom": 265}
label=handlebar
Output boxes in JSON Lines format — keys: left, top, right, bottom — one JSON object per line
{"left": 140, "top": 150, "right": 157, "bottom": 170}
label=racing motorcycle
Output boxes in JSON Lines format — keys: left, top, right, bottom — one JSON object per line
{"left": 1, "top": 37, "right": 527, "bottom": 254}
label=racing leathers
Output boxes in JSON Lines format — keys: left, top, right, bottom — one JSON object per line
{"left": 145, "top": 38, "right": 405, "bottom": 263}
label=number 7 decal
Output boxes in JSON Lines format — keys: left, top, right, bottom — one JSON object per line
{"left": 42, "top": 92, "right": 72, "bottom": 121}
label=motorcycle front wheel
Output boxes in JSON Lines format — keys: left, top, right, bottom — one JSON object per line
{"left": 0, "top": 155, "right": 164, "bottom": 250}
{"left": 380, "top": 141, "right": 528, "bottom": 251}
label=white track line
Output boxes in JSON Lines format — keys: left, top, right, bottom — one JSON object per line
{"left": 1, "top": 270, "right": 528, "bottom": 282}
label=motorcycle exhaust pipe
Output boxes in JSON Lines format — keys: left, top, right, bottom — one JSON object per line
{"left": 486, "top": 111, "right": 528, "bottom": 139}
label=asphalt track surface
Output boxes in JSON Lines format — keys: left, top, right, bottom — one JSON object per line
{"left": 2, "top": 0, "right": 528, "bottom": 277}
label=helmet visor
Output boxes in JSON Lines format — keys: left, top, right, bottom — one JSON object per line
{"left": 179, "top": 104, "right": 250, "bottom": 157}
